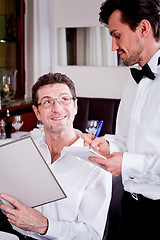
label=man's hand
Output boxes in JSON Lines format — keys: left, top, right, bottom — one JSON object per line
{"left": 89, "top": 152, "right": 123, "bottom": 176}
{"left": 82, "top": 133, "right": 110, "bottom": 157}
{"left": 0, "top": 193, "right": 48, "bottom": 235}
{"left": 82, "top": 134, "right": 123, "bottom": 176}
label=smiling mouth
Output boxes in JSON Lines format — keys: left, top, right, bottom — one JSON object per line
{"left": 51, "top": 115, "right": 67, "bottom": 120}
{"left": 118, "top": 50, "right": 125, "bottom": 58}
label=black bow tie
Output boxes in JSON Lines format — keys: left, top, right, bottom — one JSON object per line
{"left": 130, "top": 64, "right": 155, "bottom": 84}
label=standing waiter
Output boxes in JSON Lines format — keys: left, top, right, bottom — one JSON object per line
{"left": 83, "top": 0, "right": 160, "bottom": 239}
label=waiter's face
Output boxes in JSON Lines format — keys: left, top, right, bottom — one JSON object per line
{"left": 108, "top": 10, "right": 144, "bottom": 66}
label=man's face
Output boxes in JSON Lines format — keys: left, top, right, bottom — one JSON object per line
{"left": 33, "top": 83, "right": 77, "bottom": 134}
{"left": 108, "top": 10, "right": 144, "bottom": 66}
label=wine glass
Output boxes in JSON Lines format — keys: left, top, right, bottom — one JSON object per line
{"left": 37, "top": 120, "right": 43, "bottom": 129}
{"left": 37, "top": 120, "right": 44, "bottom": 135}
{"left": 86, "top": 120, "right": 99, "bottom": 135}
{"left": 12, "top": 115, "right": 24, "bottom": 132}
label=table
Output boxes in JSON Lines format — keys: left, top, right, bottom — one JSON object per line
{"left": 0, "top": 128, "right": 44, "bottom": 146}
{"left": 0, "top": 99, "right": 37, "bottom": 132}
{"left": 0, "top": 132, "right": 29, "bottom": 145}
{"left": 0, "top": 231, "right": 19, "bottom": 239}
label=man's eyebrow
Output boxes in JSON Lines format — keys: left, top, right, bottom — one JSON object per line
{"left": 40, "top": 96, "right": 51, "bottom": 101}
{"left": 40, "top": 93, "right": 70, "bottom": 101}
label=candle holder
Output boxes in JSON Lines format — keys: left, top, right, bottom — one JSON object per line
{"left": 0, "top": 70, "right": 17, "bottom": 104}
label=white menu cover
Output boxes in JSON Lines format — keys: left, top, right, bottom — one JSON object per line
{"left": 0, "top": 136, "right": 66, "bottom": 208}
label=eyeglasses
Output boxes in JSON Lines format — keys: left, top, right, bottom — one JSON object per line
{"left": 37, "top": 95, "right": 75, "bottom": 108}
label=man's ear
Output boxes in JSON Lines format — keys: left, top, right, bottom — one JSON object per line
{"left": 139, "top": 19, "right": 151, "bottom": 38}
{"left": 32, "top": 105, "right": 41, "bottom": 121}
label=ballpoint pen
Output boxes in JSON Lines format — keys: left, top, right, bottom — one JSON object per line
{"left": 89, "top": 120, "right": 106, "bottom": 161}
{"left": 94, "top": 120, "right": 103, "bottom": 139}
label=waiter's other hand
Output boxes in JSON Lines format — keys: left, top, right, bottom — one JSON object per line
{"left": 89, "top": 152, "right": 123, "bottom": 176}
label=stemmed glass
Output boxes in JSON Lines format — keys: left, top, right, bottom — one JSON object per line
{"left": 12, "top": 115, "right": 24, "bottom": 132}
{"left": 37, "top": 120, "right": 43, "bottom": 129}
{"left": 37, "top": 120, "right": 44, "bottom": 135}
{"left": 85, "top": 120, "right": 99, "bottom": 135}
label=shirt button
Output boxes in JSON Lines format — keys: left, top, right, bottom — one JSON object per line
{"left": 130, "top": 176, "right": 134, "bottom": 179}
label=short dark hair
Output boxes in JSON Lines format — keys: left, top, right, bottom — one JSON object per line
{"left": 32, "top": 72, "right": 77, "bottom": 107}
{"left": 99, "top": 0, "right": 160, "bottom": 41}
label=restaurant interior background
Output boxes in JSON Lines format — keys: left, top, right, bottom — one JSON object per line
{"left": 0, "top": 0, "right": 132, "bottom": 132}
{"left": 0, "top": 0, "right": 131, "bottom": 133}
{"left": 25, "top": 0, "right": 130, "bottom": 100}
{"left": 0, "top": 0, "right": 130, "bottom": 105}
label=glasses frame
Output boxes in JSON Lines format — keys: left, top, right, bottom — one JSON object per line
{"left": 37, "top": 96, "right": 75, "bottom": 108}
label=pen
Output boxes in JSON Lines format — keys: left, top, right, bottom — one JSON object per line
{"left": 94, "top": 120, "right": 103, "bottom": 139}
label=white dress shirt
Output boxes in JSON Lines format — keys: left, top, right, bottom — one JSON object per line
{"left": 105, "top": 50, "right": 160, "bottom": 200}
{"left": 13, "top": 129, "right": 112, "bottom": 239}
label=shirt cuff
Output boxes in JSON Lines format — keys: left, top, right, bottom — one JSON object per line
{"left": 41, "top": 218, "right": 62, "bottom": 239}
{"left": 122, "top": 152, "right": 145, "bottom": 183}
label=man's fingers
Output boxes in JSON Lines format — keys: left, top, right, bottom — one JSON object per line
{"left": 89, "top": 152, "right": 123, "bottom": 176}
{"left": 82, "top": 133, "right": 94, "bottom": 143}
{"left": 89, "top": 156, "right": 107, "bottom": 166}
{"left": 0, "top": 193, "right": 22, "bottom": 210}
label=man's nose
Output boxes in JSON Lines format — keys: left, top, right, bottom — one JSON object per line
{"left": 112, "top": 38, "right": 119, "bottom": 51}
{"left": 51, "top": 99, "right": 62, "bottom": 110}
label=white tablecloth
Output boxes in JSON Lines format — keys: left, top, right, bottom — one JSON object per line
{"left": 0, "top": 128, "right": 44, "bottom": 146}
{"left": 0, "top": 231, "right": 19, "bottom": 240}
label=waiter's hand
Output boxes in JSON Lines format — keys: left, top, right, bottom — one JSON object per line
{"left": 82, "top": 133, "right": 123, "bottom": 175}
{"left": 0, "top": 193, "right": 48, "bottom": 235}
{"left": 89, "top": 152, "right": 123, "bottom": 176}
{"left": 82, "top": 133, "right": 110, "bottom": 157}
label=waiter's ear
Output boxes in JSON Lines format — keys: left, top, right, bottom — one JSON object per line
{"left": 139, "top": 19, "right": 151, "bottom": 38}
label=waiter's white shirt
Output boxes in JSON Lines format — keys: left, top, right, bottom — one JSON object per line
{"left": 105, "top": 50, "right": 160, "bottom": 200}
{"left": 13, "top": 129, "right": 112, "bottom": 239}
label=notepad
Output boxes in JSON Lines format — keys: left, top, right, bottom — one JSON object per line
{"left": 0, "top": 136, "right": 66, "bottom": 208}
{"left": 62, "top": 146, "right": 106, "bottom": 170}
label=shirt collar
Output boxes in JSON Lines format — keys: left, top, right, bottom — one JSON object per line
{"left": 147, "top": 49, "right": 160, "bottom": 75}
{"left": 39, "top": 128, "right": 84, "bottom": 154}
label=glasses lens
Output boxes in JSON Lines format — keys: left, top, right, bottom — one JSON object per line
{"left": 59, "top": 96, "right": 72, "bottom": 105}
{"left": 41, "top": 99, "right": 53, "bottom": 108}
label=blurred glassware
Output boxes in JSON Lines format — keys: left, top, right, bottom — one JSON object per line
{"left": 85, "top": 120, "right": 99, "bottom": 135}
{"left": 0, "top": 119, "right": 6, "bottom": 139}
{"left": 12, "top": 115, "right": 23, "bottom": 132}
{"left": 37, "top": 120, "right": 44, "bottom": 134}
{"left": 0, "top": 70, "right": 17, "bottom": 104}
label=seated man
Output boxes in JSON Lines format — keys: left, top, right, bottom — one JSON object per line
{"left": 0, "top": 73, "right": 112, "bottom": 240}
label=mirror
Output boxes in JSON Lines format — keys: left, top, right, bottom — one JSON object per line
{"left": 58, "top": 27, "right": 123, "bottom": 67}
